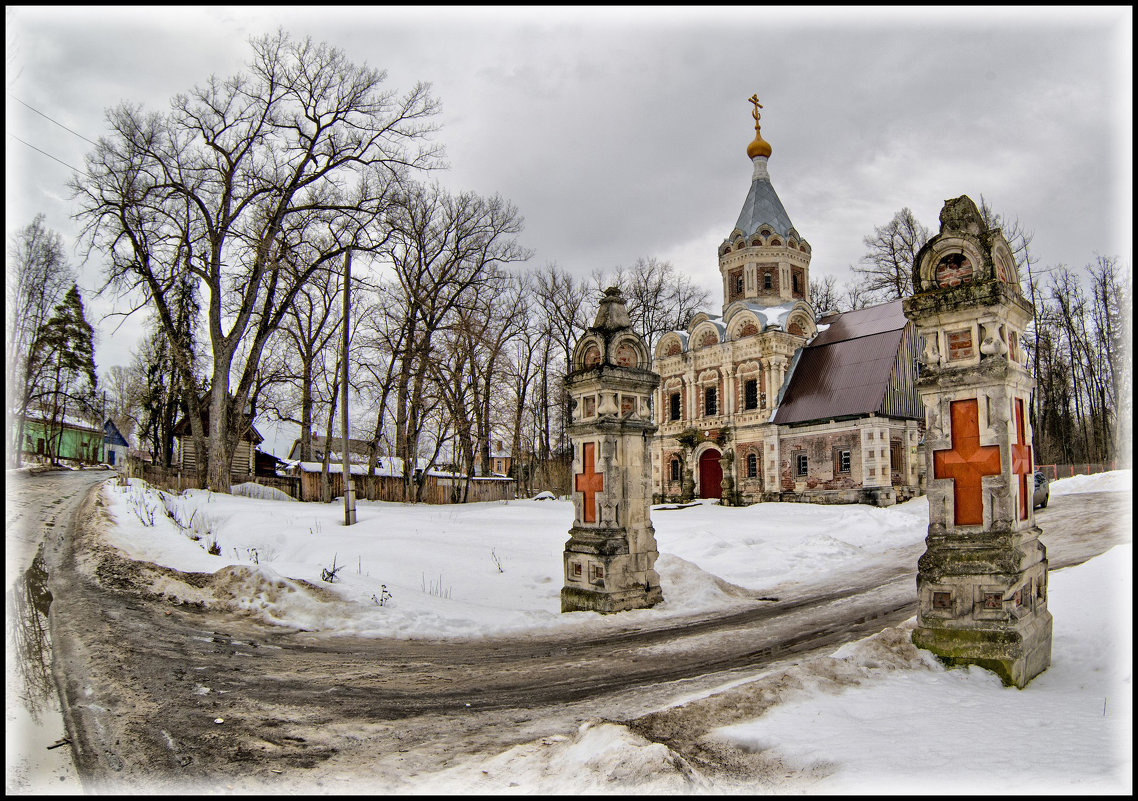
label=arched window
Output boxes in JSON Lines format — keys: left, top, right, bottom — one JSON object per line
{"left": 792, "top": 273, "right": 800, "bottom": 293}
{"left": 670, "top": 457, "right": 681, "bottom": 482}
{"left": 763, "top": 273, "right": 772, "bottom": 290}
{"left": 746, "top": 453, "right": 758, "bottom": 478}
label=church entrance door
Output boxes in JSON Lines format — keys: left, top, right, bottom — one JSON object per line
{"left": 699, "top": 448, "right": 722, "bottom": 499}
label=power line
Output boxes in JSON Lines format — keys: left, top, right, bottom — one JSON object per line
{"left": 11, "top": 95, "right": 100, "bottom": 146}
{"left": 7, "top": 133, "right": 80, "bottom": 172}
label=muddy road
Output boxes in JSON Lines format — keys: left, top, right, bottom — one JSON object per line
{"left": 23, "top": 475, "right": 1131, "bottom": 792}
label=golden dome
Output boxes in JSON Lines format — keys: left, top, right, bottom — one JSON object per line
{"left": 746, "top": 93, "right": 772, "bottom": 159}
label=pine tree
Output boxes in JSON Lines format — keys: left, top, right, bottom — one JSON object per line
{"left": 26, "top": 285, "right": 98, "bottom": 463}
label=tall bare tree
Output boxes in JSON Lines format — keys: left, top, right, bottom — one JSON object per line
{"left": 72, "top": 30, "right": 441, "bottom": 492}
{"left": 6, "top": 215, "right": 75, "bottom": 465}
{"left": 850, "top": 207, "right": 930, "bottom": 303}
{"left": 375, "top": 182, "right": 530, "bottom": 500}
{"left": 591, "top": 257, "right": 711, "bottom": 354}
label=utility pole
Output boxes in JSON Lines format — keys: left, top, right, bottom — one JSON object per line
{"left": 341, "top": 250, "right": 357, "bottom": 525}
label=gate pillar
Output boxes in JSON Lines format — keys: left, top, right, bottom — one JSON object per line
{"left": 562, "top": 287, "right": 663, "bottom": 613}
{"left": 902, "top": 195, "right": 1051, "bottom": 687}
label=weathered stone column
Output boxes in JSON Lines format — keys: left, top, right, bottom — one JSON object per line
{"left": 562, "top": 287, "right": 663, "bottom": 613}
{"left": 902, "top": 196, "right": 1051, "bottom": 688}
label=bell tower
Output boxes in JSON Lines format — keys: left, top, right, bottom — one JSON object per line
{"left": 719, "top": 97, "right": 812, "bottom": 314}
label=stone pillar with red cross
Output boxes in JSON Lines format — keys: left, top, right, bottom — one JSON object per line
{"left": 903, "top": 195, "right": 1051, "bottom": 688}
{"left": 562, "top": 287, "right": 663, "bottom": 613}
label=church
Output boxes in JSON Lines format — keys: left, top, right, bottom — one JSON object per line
{"left": 651, "top": 98, "right": 924, "bottom": 506}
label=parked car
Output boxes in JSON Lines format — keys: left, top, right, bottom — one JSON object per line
{"left": 1033, "top": 470, "right": 1049, "bottom": 509}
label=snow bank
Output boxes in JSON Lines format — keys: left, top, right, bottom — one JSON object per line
{"left": 99, "top": 482, "right": 934, "bottom": 639}
{"left": 427, "top": 721, "right": 708, "bottom": 794}
{"left": 1048, "top": 468, "right": 1132, "bottom": 496}
{"left": 231, "top": 482, "right": 297, "bottom": 502}
{"left": 710, "top": 544, "right": 1133, "bottom": 794}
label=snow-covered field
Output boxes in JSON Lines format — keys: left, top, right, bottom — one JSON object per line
{"left": 11, "top": 470, "right": 1132, "bottom": 793}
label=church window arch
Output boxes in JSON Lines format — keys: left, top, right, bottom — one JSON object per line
{"left": 770, "top": 238, "right": 782, "bottom": 247}
{"left": 751, "top": 238, "right": 762, "bottom": 247}
{"left": 670, "top": 456, "right": 681, "bottom": 483}
{"left": 763, "top": 273, "right": 772, "bottom": 290}
{"left": 787, "top": 317, "right": 806, "bottom": 337}
{"left": 746, "top": 452, "right": 758, "bottom": 479}
{"left": 792, "top": 272, "right": 800, "bottom": 293}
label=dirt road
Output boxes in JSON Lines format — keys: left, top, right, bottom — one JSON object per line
{"left": 26, "top": 476, "right": 1130, "bottom": 792}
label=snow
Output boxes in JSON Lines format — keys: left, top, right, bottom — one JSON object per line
{"left": 710, "top": 544, "right": 1132, "bottom": 794}
{"left": 18, "top": 469, "right": 1133, "bottom": 791}
{"left": 100, "top": 479, "right": 936, "bottom": 638}
{"left": 1047, "top": 469, "right": 1132, "bottom": 496}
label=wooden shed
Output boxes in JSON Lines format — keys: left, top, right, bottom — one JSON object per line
{"left": 172, "top": 410, "right": 263, "bottom": 477}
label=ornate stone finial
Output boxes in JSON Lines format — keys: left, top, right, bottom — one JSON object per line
{"left": 592, "top": 286, "right": 632, "bottom": 331}
{"left": 938, "top": 195, "right": 987, "bottom": 237}
{"left": 746, "top": 94, "right": 772, "bottom": 160}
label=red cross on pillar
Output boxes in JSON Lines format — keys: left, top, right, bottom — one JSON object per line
{"left": 1011, "top": 397, "right": 1033, "bottom": 521}
{"left": 575, "top": 441, "right": 604, "bottom": 523}
{"left": 934, "top": 398, "right": 1001, "bottom": 526}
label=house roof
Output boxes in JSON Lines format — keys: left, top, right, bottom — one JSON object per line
{"left": 103, "top": 419, "right": 130, "bottom": 447}
{"left": 771, "top": 300, "right": 910, "bottom": 426}
{"left": 172, "top": 411, "right": 263, "bottom": 443}
{"left": 288, "top": 435, "right": 375, "bottom": 461}
{"left": 22, "top": 413, "right": 101, "bottom": 434}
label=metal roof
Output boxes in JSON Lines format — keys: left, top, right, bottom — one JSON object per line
{"left": 733, "top": 175, "right": 796, "bottom": 239}
{"left": 772, "top": 300, "right": 909, "bottom": 426}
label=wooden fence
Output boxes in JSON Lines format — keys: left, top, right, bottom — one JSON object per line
{"left": 297, "top": 469, "right": 514, "bottom": 504}
{"left": 127, "top": 459, "right": 514, "bottom": 505}
{"left": 1035, "top": 462, "right": 1121, "bottom": 481}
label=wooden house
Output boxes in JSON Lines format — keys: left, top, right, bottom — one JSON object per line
{"left": 172, "top": 410, "right": 263, "bottom": 477}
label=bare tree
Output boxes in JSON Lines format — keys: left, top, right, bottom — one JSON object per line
{"left": 376, "top": 182, "right": 530, "bottom": 500}
{"left": 259, "top": 263, "right": 344, "bottom": 462}
{"left": 6, "top": 215, "right": 75, "bottom": 465}
{"left": 809, "top": 274, "right": 843, "bottom": 315}
{"left": 592, "top": 257, "right": 712, "bottom": 354}
{"left": 850, "top": 207, "right": 930, "bottom": 303}
{"left": 72, "top": 30, "right": 441, "bottom": 492}
{"left": 532, "top": 263, "right": 589, "bottom": 488}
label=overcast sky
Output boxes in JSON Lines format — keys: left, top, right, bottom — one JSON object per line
{"left": 6, "top": 6, "right": 1132, "bottom": 452}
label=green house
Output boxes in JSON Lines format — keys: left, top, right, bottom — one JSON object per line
{"left": 18, "top": 414, "right": 105, "bottom": 465}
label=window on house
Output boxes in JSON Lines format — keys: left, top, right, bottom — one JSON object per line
{"left": 796, "top": 453, "right": 808, "bottom": 477}
{"left": 763, "top": 273, "right": 772, "bottom": 290}
{"left": 704, "top": 386, "right": 717, "bottom": 416}
{"left": 744, "top": 379, "right": 758, "bottom": 410}
{"left": 669, "top": 392, "right": 681, "bottom": 422}
{"left": 670, "top": 457, "right": 681, "bottom": 482}
{"left": 890, "top": 441, "right": 902, "bottom": 472}
{"left": 838, "top": 449, "right": 851, "bottom": 473}
{"left": 746, "top": 453, "right": 757, "bottom": 478}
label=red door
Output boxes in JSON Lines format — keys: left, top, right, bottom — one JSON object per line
{"left": 699, "top": 448, "right": 722, "bottom": 499}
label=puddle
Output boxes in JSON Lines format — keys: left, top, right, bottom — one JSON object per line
{"left": 9, "top": 547, "right": 56, "bottom": 722}
{"left": 5, "top": 543, "right": 83, "bottom": 791}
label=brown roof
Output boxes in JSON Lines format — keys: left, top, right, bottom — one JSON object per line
{"left": 772, "top": 300, "right": 911, "bottom": 426}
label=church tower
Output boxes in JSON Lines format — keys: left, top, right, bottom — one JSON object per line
{"left": 718, "top": 95, "right": 812, "bottom": 315}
